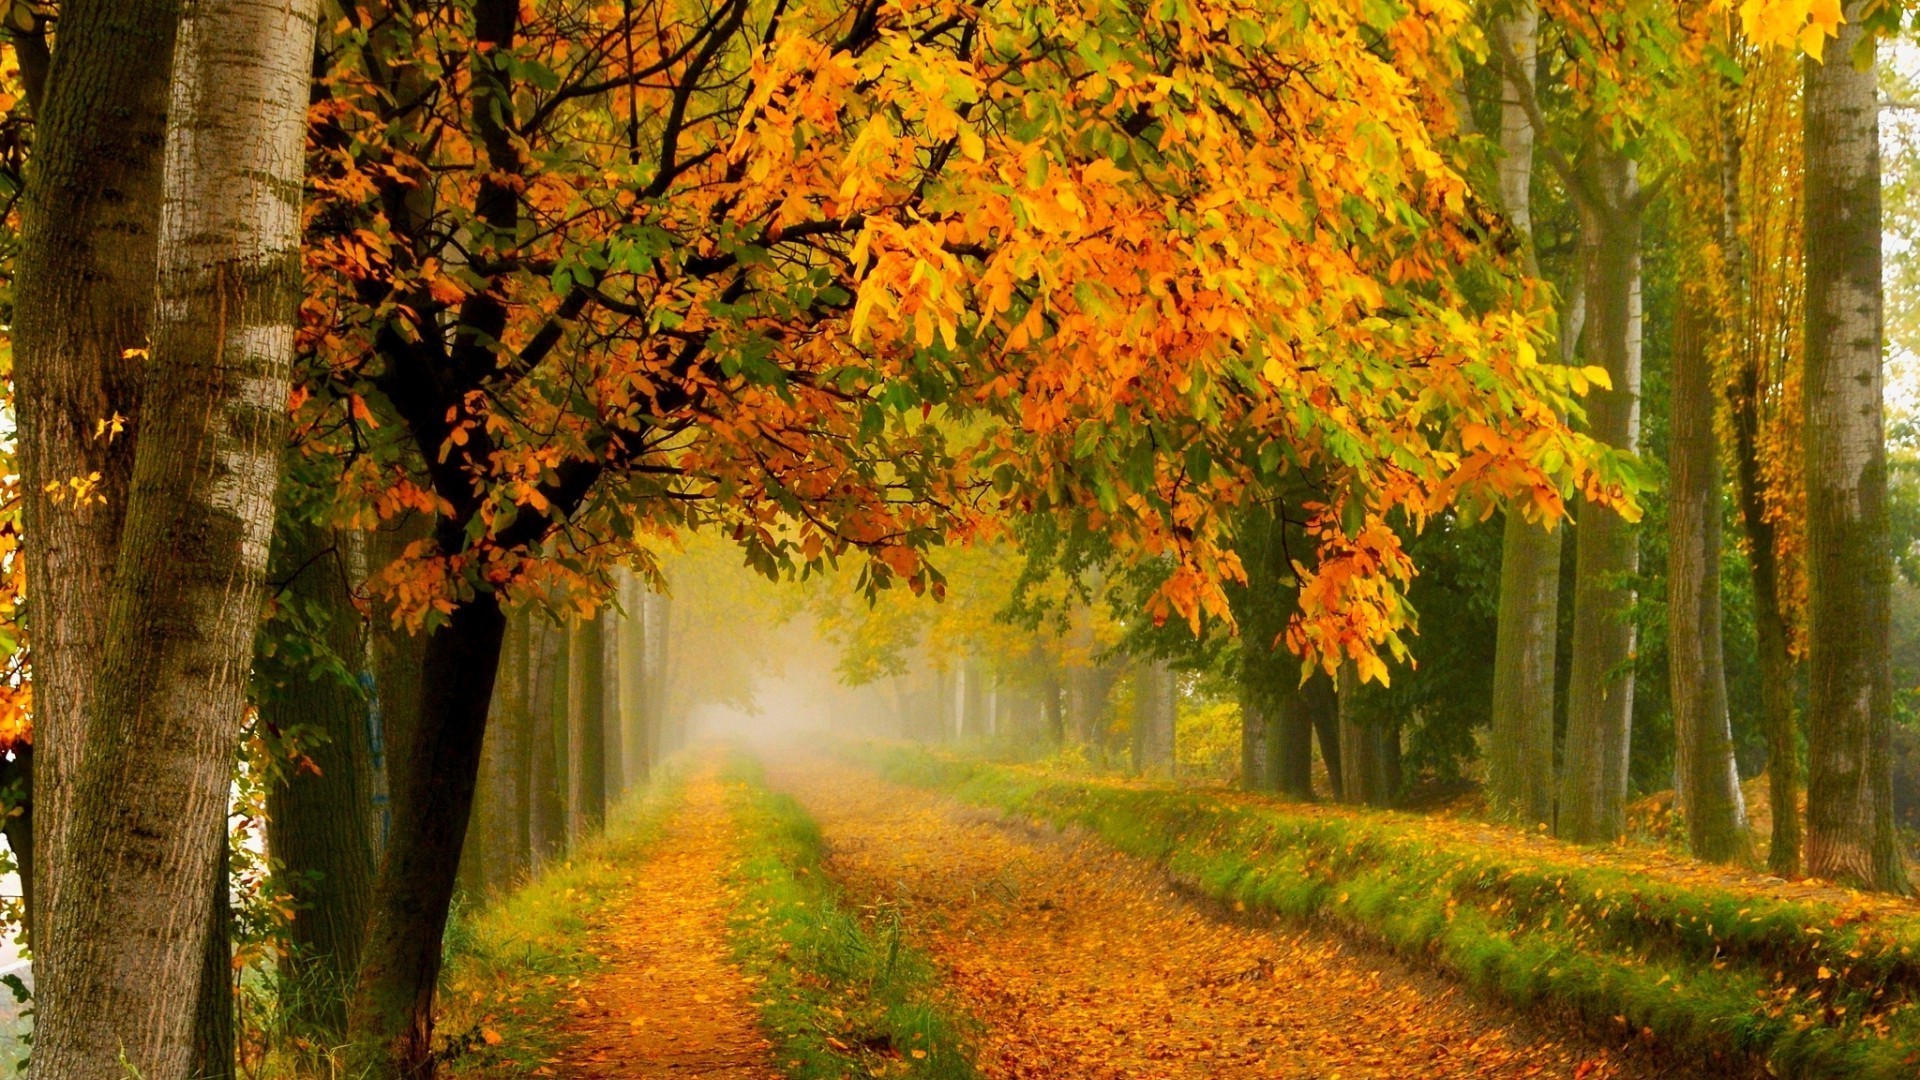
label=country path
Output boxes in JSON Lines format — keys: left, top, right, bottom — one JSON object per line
{"left": 761, "top": 752, "right": 1670, "bottom": 1080}
{"left": 540, "top": 764, "right": 778, "bottom": 1079}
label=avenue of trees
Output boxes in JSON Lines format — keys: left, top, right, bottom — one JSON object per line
{"left": 0, "top": 0, "right": 1904, "bottom": 1079}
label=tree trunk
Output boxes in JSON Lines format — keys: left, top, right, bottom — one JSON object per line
{"left": 526, "top": 619, "right": 568, "bottom": 866}
{"left": 1238, "top": 672, "right": 1274, "bottom": 792}
{"left": 346, "top": 595, "right": 508, "bottom": 1078}
{"left": 1132, "top": 660, "right": 1176, "bottom": 773}
{"left": 14, "top": 0, "right": 180, "bottom": 1021}
{"left": 1670, "top": 283, "right": 1750, "bottom": 863}
{"left": 1336, "top": 669, "right": 1397, "bottom": 807}
{"left": 599, "top": 609, "right": 624, "bottom": 802}
{"left": 644, "top": 591, "right": 675, "bottom": 755}
{"left": 567, "top": 615, "right": 607, "bottom": 840}
{"left": 1305, "top": 675, "right": 1342, "bottom": 801}
{"left": 616, "top": 571, "right": 650, "bottom": 783}
{"left": 1557, "top": 147, "right": 1644, "bottom": 845}
{"left": 1486, "top": 0, "right": 1564, "bottom": 830}
{"left": 492, "top": 612, "right": 532, "bottom": 889}
{"left": 36, "top": 2, "right": 314, "bottom": 1074}
{"left": 1272, "top": 679, "right": 1313, "bottom": 799}
{"left": 261, "top": 517, "right": 375, "bottom": 1042}
{"left": 1802, "top": 11, "right": 1907, "bottom": 892}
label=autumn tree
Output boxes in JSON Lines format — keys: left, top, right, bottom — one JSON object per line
{"left": 295, "top": 0, "right": 1628, "bottom": 1070}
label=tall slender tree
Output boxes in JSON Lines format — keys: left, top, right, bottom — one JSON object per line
{"left": 1485, "top": 0, "right": 1563, "bottom": 829}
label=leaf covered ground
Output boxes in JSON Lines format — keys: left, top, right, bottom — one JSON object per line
{"left": 762, "top": 752, "right": 1661, "bottom": 1079}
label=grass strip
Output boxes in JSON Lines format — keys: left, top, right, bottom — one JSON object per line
{"left": 435, "top": 761, "right": 687, "bottom": 1076}
{"left": 722, "top": 752, "right": 977, "bottom": 1080}
{"left": 844, "top": 742, "right": 1920, "bottom": 1080}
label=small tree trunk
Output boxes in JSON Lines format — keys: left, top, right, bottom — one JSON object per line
{"left": 615, "top": 571, "right": 650, "bottom": 783}
{"left": 566, "top": 615, "right": 607, "bottom": 840}
{"left": 346, "top": 596, "right": 508, "bottom": 1078}
{"left": 599, "top": 609, "right": 624, "bottom": 802}
{"left": 494, "top": 612, "right": 532, "bottom": 887}
{"left": 1305, "top": 676, "right": 1342, "bottom": 801}
{"left": 1336, "top": 669, "right": 1396, "bottom": 807}
{"left": 1669, "top": 283, "right": 1750, "bottom": 863}
{"left": 1802, "top": 10, "right": 1908, "bottom": 892}
{"left": 645, "top": 592, "right": 675, "bottom": 755}
{"left": 1558, "top": 148, "right": 1644, "bottom": 845}
{"left": 526, "top": 619, "right": 567, "bottom": 866}
{"left": 261, "top": 518, "right": 375, "bottom": 1041}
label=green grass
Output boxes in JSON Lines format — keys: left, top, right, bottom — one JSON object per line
{"left": 434, "top": 762, "right": 687, "bottom": 1076}
{"left": 845, "top": 741, "right": 1920, "bottom": 1080}
{"left": 722, "top": 753, "right": 978, "bottom": 1080}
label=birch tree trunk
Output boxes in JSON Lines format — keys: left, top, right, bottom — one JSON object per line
{"left": 1802, "top": 10, "right": 1908, "bottom": 892}
{"left": 36, "top": 2, "right": 316, "bottom": 1075}
{"left": 1486, "top": 0, "right": 1564, "bottom": 830}
{"left": 1557, "top": 146, "right": 1644, "bottom": 844}
{"left": 13, "top": 0, "right": 180, "bottom": 1015}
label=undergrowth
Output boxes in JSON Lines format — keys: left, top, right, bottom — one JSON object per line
{"left": 722, "top": 753, "right": 977, "bottom": 1080}
{"left": 847, "top": 742, "right": 1920, "bottom": 1080}
{"left": 433, "top": 760, "right": 686, "bottom": 1077}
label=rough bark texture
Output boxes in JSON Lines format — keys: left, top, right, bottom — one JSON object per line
{"left": 566, "top": 614, "right": 608, "bottom": 840}
{"left": 261, "top": 517, "right": 376, "bottom": 1041}
{"left": 346, "top": 595, "right": 508, "bottom": 1078}
{"left": 36, "top": 3, "right": 315, "bottom": 1075}
{"left": 1802, "top": 13, "right": 1907, "bottom": 892}
{"left": 1557, "top": 147, "right": 1644, "bottom": 845}
{"left": 14, "top": 0, "right": 181, "bottom": 1018}
{"left": 1486, "top": 0, "right": 1563, "bottom": 830}
{"left": 1669, "top": 288, "right": 1750, "bottom": 863}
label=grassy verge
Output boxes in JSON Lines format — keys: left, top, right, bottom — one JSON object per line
{"left": 722, "top": 753, "right": 977, "bottom": 1080}
{"left": 435, "top": 762, "right": 686, "bottom": 1076}
{"left": 845, "top": 742, "right": 1920, "bottom": 1080}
